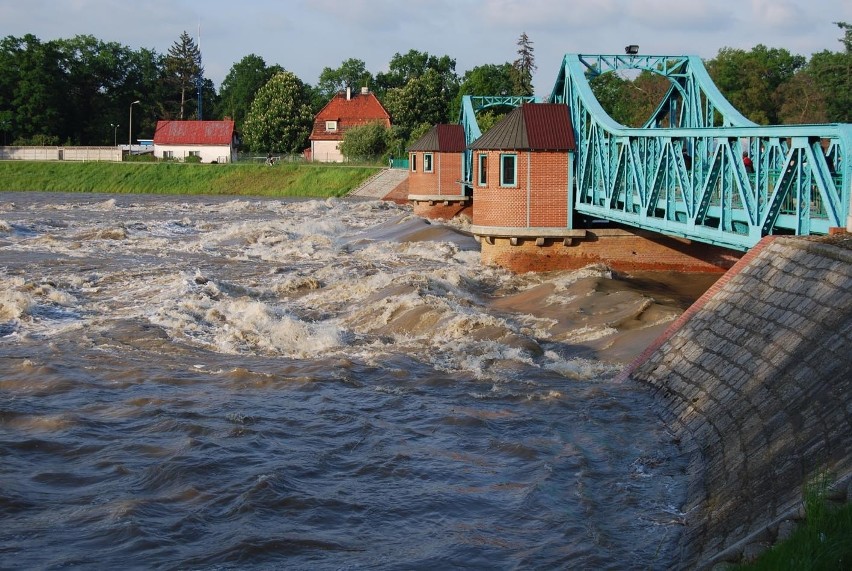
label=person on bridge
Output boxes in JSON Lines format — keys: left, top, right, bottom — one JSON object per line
{"left": 743, "top": 153, "right": 754, "bottom": 173}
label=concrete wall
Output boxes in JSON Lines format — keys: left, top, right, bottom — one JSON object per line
{"left": 0, "top": 146, "right": 122, "bottom": 161}
{"left": 621, "top": 235, "right": 852, "bottom": 568}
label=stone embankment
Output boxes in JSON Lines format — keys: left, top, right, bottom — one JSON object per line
{"left": 620, "top": 234, "right": 852, "bottom": 569}
{"left": 348, "top": 168, "right": 409, "bottom": 200}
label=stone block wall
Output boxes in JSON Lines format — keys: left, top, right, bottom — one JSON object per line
{"left": 621, "top": 236, "right": 852, "bottom": 568}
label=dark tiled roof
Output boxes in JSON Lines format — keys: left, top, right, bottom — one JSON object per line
{"left": 469, "top": 104, "right": 575, "bottom": 151}
{"left": 153, "top": 120, "right": 235, "bottom": 145}
{"left": 310, "top": 91, "right": 391, "bottom": 141}
{"left": 407, "top": 124, "right": 466, "bottom": 152}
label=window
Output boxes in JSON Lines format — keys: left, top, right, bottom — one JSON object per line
{"left": 500, "top": 153, "right": 517, "bottom": 187}
{"left": 478, "top": 153, "right": 487, "bottom": 186}
{"left": 410, "top": 153, "right": 417, "bottom": 172}
{"left": 163, "top": 150, "right": 173, "bottom": 159}
{"left": 188, "top": 151, "right": 200, "bottom": 157}
{"left": 424, "top": 153, "right": 433, "bottom": 173}
{"left": 325, "top": 120, "right": 338, "bottom": 132}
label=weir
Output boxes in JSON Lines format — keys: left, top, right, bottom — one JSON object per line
{"left": 442, "top": 53, "right": 852, "bottom": 258}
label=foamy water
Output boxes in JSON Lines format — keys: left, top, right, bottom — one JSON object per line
{"left": 0, "top": 192, "right": 692, "bottom": 569}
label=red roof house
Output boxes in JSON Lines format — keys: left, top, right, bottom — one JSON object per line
{"left": 153, "top": 120, "right": 238, "bottom": 163}
{"left": 310, "top": 87, "right": 391, "bottom": 162}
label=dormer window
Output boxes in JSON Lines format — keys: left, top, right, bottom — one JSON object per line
{"left": 326, "top": 120, "right": 338, "bottom": 132}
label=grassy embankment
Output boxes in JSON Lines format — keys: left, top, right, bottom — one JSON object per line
{"left": 0, "top": 161, "right": 381, "bottom": 197}
{"left": 736, "top": 477, "right": 852, "bottom": 570}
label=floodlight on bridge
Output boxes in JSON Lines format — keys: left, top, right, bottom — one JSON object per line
{"left": 625, "top": 45, "right": 639, "bottom": 55}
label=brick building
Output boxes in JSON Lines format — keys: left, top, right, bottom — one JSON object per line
{"left": 467, "top": 103, "right": 739, "bottom": 273}
{"left": 468, "top": 103, "right": 578, "bottom": 241}
{"left": 407, "top": 124, "right": 470, "bottom": 220}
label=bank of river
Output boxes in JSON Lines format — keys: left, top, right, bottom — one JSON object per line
{"left": 0, "top": 161, "right": 379, "bottom": 197}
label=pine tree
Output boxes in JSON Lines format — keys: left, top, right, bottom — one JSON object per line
{"left": 513, "top": 32, "right": 536, "bottom": 96}
{"left": 164, "top": 31, "right": 202, "bottom": 120}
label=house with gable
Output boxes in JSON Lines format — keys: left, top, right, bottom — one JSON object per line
{"left": 153, "top": 120, "right": 238, "bottom": 163}
{"left": 309, "top": 87, "right": 391, "bottom": 162}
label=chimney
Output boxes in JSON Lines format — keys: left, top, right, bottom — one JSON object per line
{"left": 361, "top": 86, "right": 369, "bottom": 95}
{"left": 346, "top": 87, "right": 351, "bottom": 100}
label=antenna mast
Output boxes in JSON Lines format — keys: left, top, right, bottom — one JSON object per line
{"left": 196, "top": 20, "right": 202, "bottom": 120}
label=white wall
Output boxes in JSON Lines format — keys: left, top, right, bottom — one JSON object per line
{"left": 154, "top": 144, "right": 234, "bottom": 163}
{"left": 311, "top": 140, "right": 343, "bottom": 163}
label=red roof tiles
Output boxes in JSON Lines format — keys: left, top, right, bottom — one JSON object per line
{"left": 153, "top": 120, "right": 235, "bottom": 145}
{"left": 310, "top": 90, "right": 391, "bottom": 141}
{"left": 469, "top": 104, "right": 576, "bottom": 151}
{"left": 407, "top": 124, "right": 466, "bottom": 152}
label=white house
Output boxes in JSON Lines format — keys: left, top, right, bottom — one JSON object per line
{"left": 152, "top": 120, "right": 238, "bottom": 163}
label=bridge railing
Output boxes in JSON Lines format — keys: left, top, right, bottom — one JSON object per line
{"left": 550, "top": 53, "right": 852, "bottom": 250}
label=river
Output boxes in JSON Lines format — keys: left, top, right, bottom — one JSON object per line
{"left": 0, "top": 192, "right": 709, "bottom": 569}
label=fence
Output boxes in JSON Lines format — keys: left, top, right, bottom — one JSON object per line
{"left": 0, "top": 146, "right": 123, "bottom": 162}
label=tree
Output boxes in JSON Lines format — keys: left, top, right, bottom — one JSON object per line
{"left": 707, "top": 45, "right": 805, "bottom": 124}
{"left": 340, "top": 121, "right": 390, "bottom": 161}
{"left": 317, "top": 58, "right": 372, "bottom": 100}
{"left": 164, "top": 31, "right": 203, "bottom": 120}
{"left": 589, "top": 72, "right": 632, "bottom": 125}
{"left": 0, "top": 35, "right": 66, "bottom": 144}
{"left": 776, "top": 70, "right": 828, "bottom": 124}
{"left": 374, "top": 49, "right": 458, "bottom": 102}
{"left": 804, "top": 22, "right": 852, "bottom": 123}
{"left": 383, "top": 68, "right": 451, "bottom": 144}
{"left": 453, "top": 63, "right": 516, "bottom": 119}
{"left": 216, "top": 54, "right": 282, "bottom": 129}
{"left": 241, "top": 71, "right": 313, "bottom": 153}
{"left": 624, "top": 70, "right": 672, "bottom": 127}
{"left": 512, "top": 32, "right": 536, "bottom": 96}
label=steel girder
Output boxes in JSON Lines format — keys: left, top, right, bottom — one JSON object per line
{"left": 459, "top": 95, "right": 538, "bottom": 189}
{"left": 549, "top": 53, "right": 852, "bottom": 250}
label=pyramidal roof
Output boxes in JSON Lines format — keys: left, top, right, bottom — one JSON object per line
{"left": 468, "top": 103, "right": 575, "bottom": 151}
{"left": 407, "top": 124, "right": 466, "bottom": 152}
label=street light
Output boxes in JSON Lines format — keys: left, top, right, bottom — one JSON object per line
{"left": 110, "top": 123, "right": 119, "bottom": 147}
{"left": 128, "top": 100, "right": 140, "bottom": 149}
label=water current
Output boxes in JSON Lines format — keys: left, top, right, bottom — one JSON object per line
{"left": 0, "top": 192, "right": 710, "bottom": 569}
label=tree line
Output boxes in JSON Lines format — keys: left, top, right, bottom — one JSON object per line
{"left": 1, "top": 25, "right": 850, "bottom": 157}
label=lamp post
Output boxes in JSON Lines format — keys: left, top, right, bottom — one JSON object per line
{"left": 128, "top": 100, "right": 140, "bottom": 149}
{"left": 110, "top": 123, "right": 119, "bottom": 147}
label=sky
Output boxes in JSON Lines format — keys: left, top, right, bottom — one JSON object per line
{"left": 2, "top": 0, "right": 851, "bottom": 96}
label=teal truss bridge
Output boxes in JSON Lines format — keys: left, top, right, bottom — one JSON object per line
{"left": 460, "top": 53, "right": 852, "bottom": 251}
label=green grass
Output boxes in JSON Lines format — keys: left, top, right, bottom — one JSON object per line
{"left": 736, "top": 477, "right": 852, "bottom": 570}
{"left": 0, "top": 161, "right": 381, "bottom": 197}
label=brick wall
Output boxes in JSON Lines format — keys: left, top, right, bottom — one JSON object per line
{"left": 480, "top": 228, "right": 741, "bottom": 273}
{"left": 623, "top": 236, "right": 852, "bottom": 568}
{"left": 472, "top": 150, "right": 569, "bottom": 227}
{"left": 408, "top": 151, "right": 464, "bottom": 197}
{"left": 411, "top": 201, "right": 472, "bottom": 220}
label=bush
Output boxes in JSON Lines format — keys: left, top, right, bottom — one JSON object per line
{"left": 340, "top": 121, "right": 390, "bottom": 161}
